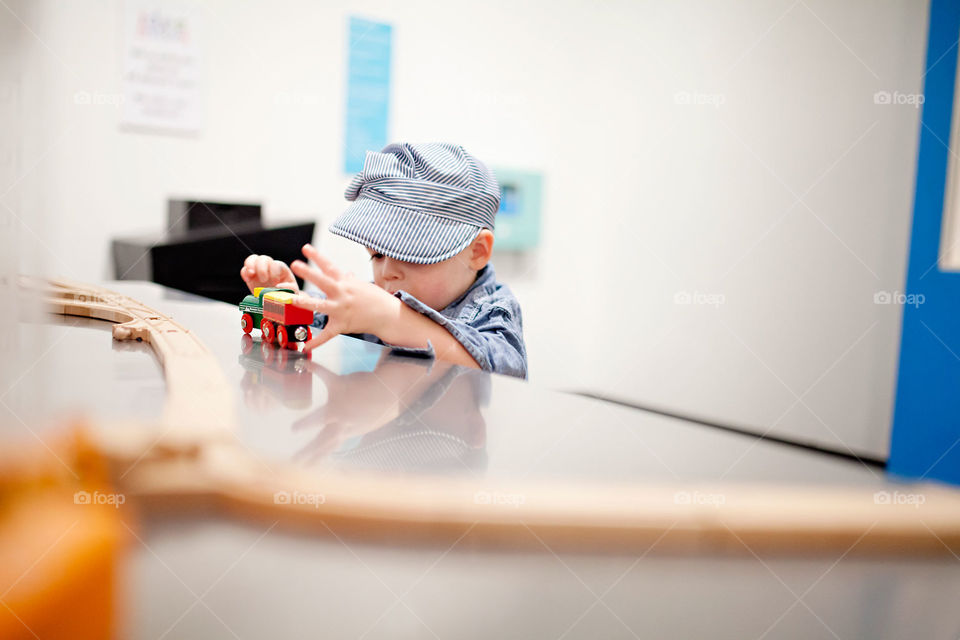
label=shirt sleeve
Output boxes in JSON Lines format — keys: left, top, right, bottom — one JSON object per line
{"left": 393, "top": 290, "right": 528, "bottom": 380}
{"left": 375, "top": 336, "right": 436, "bottom": 359}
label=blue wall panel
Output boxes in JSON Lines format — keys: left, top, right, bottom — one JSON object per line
{"left": 890, "top": 0, "right": 960, "bottom": 485}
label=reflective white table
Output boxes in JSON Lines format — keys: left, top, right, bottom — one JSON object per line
{"left": 5, "top": 282, "right": 958, "bottom": 640}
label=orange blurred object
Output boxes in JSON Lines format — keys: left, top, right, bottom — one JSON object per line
{"left": 0, "top": 426, "right": 129, "bottom": 640}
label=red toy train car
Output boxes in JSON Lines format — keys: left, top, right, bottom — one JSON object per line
{"left": 239, "top": 287, "right": 313, "bottom": 349}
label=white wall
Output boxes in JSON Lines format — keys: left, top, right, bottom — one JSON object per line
{"left": 7, "top": 0, "right": 929, "bottom": 458}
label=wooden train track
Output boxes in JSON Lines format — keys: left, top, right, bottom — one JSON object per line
{"left": 36, "top": 277, "right": 235, "bottom": 437}
{"left": 124, "top": 442, "right": 960, "bottom": 556}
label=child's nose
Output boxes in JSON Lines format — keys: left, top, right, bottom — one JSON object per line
{"left": 382, "top": 258, "right": 402, "bottom": 280}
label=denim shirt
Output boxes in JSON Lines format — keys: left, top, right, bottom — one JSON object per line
{"left": 310, "top": 264, "right": 527, "bottom": 379}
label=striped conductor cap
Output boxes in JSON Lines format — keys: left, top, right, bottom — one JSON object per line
{"left": 329, "top": 142, "right": 501, "bottom": 265}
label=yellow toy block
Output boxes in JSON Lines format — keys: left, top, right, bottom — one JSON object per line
{"left": 263, "top": 291, "right": 295, "bottom": 305}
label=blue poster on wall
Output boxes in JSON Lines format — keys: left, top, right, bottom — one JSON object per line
{"left": 343, "top": 16, "right": 392, "bottom": 174}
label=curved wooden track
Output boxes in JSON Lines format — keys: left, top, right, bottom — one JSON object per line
{"left": 36, "top": 277, "right": 235, "bottom": 435}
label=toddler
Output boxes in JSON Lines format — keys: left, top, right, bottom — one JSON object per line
{"left": 241, "top": 142, "right": 527, "bottom": 379}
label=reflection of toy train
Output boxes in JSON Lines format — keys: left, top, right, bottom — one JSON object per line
{"left": 239, "top": 287, "right": 313, "bottom": 348}
{"left": 239, "top": 334, "right": 313, "bottom": 410}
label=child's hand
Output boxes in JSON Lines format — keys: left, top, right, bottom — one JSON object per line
{"left": 289, "top": 244, "right": 399, "bottom": 349}
{"left": 240, "top": 254, "right": 298, "bottom": 294}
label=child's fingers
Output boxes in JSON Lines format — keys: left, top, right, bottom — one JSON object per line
{"left": 255, "top": 255, "right": 272, "bottom": 282}
{"left": 292, "top": 294, "right": 331, "bottom": 314}
{"left": 291, "top": 259, "right": 339, "bottom": 294}
{"left": 269, "top": 260, "right": 292, "bottom": 283}
{"left": 240, "top": 267, "right": 256, "bottom": 293}
{"left": 303, "top": 326, "right": 337, "bottom": 351}
{"left": 241, "top": 256, "right": 259, "bottom": 283}
{"left": 302, "top": 244, "right": 342, "bottom": 279}
{"left": 276, "top": 280, "right": 299, "bottom": 292}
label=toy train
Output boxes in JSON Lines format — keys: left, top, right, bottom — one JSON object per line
{"left": 239, "top": 287, "right": 313, "bottom": 349}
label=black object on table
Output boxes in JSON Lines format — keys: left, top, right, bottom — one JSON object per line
{"left": 111, "top": 200, "right": 315, "bottom": 304}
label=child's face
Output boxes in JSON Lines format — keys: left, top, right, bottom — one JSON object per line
{"left": 365, "top": 246, "right": 477, "bottom": 310}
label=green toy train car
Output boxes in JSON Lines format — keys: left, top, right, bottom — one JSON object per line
{"left": 239, "top": 287, "right": 313, "bottom": 349}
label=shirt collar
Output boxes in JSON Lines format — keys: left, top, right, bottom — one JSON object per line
{"left": 444, "top": 263, "right": 496, "bottom": 310}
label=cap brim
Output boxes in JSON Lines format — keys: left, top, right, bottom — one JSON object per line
{"left": 329, "top": 198, "right": 480, "bottom": 265}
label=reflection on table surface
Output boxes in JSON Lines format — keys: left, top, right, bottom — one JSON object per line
{"left": 239, "top": 333, "right": 488, "bottom": 474}
{"left": 10, "top": 282, "right": 895, "bottom": 487}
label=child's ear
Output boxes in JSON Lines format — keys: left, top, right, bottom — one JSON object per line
{"left": 468, "top": 229, "right": 495, "bottom": 270}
